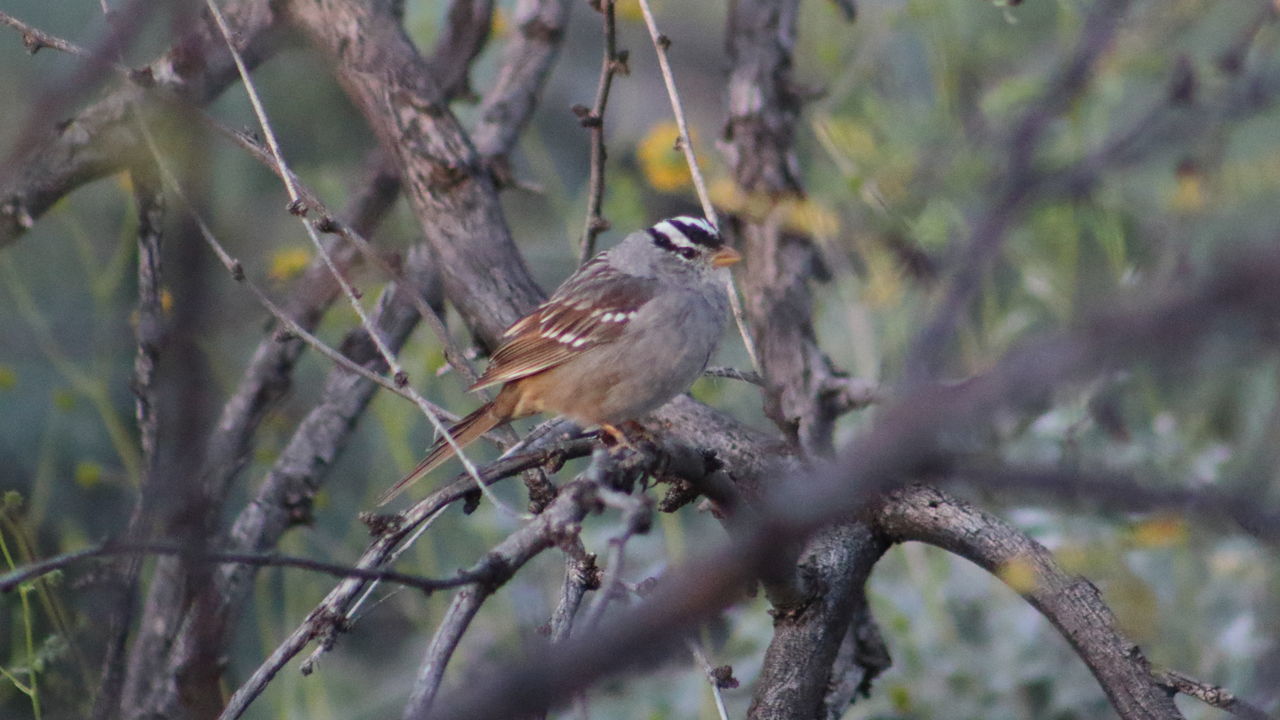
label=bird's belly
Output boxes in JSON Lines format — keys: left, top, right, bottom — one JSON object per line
{"left": 538, "top": 313, "right": 719, "bottom": 425}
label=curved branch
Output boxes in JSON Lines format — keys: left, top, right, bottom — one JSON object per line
{"left": 875, "top": 485, "right": 1183, "bottom": 720}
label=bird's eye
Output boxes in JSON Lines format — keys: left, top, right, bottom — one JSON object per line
{"left": 678, "top": 247, "right": 698, "bottom": 260}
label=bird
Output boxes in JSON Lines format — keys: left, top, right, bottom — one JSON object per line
{"left": 376, "top": 215, "right": 741, "bottom": 505}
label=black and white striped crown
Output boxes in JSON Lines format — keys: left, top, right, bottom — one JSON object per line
{"left": 646, "top": 216, "right": 723, "bottom": 256}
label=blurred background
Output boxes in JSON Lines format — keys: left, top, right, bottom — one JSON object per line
{"left": 1, "top": 0, "right": 1278, "bottom": 718}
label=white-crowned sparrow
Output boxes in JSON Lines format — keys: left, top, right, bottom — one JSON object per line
{"left": 377, "top": 216, "right": 740, "bottom": 504}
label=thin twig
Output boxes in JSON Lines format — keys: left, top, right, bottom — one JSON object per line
{"left": 634, "top": 0, "right": 761, "bottom": 373}
{"left": 303, "top": 503, "right": 449, "bottom": 675}
{"left": 633, "top": 0, "right": 713, "bottom": 225}
{"left": 0, "top": 9, "right": 482, "bottom": 389}
{"left": 580, "top": 481, "right": 652, "bottom": 632}
{"left": 703, "top": 365, "right": 764, "bottom": 386}
{"left": 0, "top": 541, "right": 480, "bottom": 596}
{"left": 132, "top": 112, "right": 445, "bottom": 413}
{"left": 1157, "top": 669, "right": 1273, "bottom": 720}
{"left": 219, "top": 435, "right": 597, "bottom": 720}
{"left": 203, "top": 0, "right": 525, "bottom": 518}
{"left": 576, "top": 0, "right": 625, "bottom": 265}
{"left": 400, "top": 481, "right": 598, "bottom": 718}
{"left": 546, "top": 539, "right": 598, "bottom": 643}
{"left": 200, "top": 120, "right": 482, "bottom": 386}
{"left": 686, "top": 639, "right": 734, "bottom": 720}
{"left": 0, "top": 10, "right": 135, "bottom": 77}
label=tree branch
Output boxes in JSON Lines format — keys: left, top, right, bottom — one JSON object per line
{"left": 575, "top": 0, "right": 625, "bottom": 264}
{"left": 0, "top": 0, "right": 284, "bottom": 246}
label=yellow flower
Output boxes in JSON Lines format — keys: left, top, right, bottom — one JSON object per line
{"left": 75, "top": 461, "right": 103, "bottom": 488}
{"left": 1130, "top": 514, "right": 1188, "bottom": 548}
{"left": 491, "top": 8, "right": 508, "bottom": 37}
{"left": 53, "top": 388, "right": 77, "bottom": 412}
{"left": 862, "top": 248, "right": 904, "bottom": 309}
{"left": 783, "top": 198, "right": 840, "bottom": 237}
{"left": 616, "top": 0, "right": 646, "bottom": 22}
{"left": 115, "top": 171, "right": 134, "bottom": 196}
{"left": 711, "top": 179, "right": 841, "bottom": 238}
{"left": 637, "top": 121, "right": 692, "bottom": 193}
{"left": 0, "top": 364, "right": 15, "bottom": 391}
{"left": 709, "top": 177, "right": 747, "bottom": 214}
{"left": 269, "top": 248, "right": 312, "bottom": 281}
{"left": 1172, "top": 162, "right": 1205, "bottom": 213}
{"left": 160, "top": 288, "right": 174, "bottom": 315}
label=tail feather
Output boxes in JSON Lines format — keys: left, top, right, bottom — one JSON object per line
{"left": 376, "top": 402, "right": 501, "bottom": 506}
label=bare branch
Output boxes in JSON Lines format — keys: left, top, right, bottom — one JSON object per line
{"left": 703, "top": 365, "right": 764, "bottom": 386}
{"left": 401, "top": 481, "right": 598, "bottom": 717}
{"left": 0, "top": 0, "right": 284, "bottom": 246}
{"left": 219, "top": 435, "right": 596, "bottom": 720}
{"left": 428, "top": 0, "right": 495, "bottom": 100}
{"left": 579, "top": 479, "right": 651, "bottom": 632}
{"left": 87, "top": 163, "right": 167, "bottom": 720}
{"left": 0, "top": 10, "right": 133, "bottom": 74}
{"left": 418, "top": 237, "right": 1280, "bottom": 720}
{"left": 472, "top": 0, "right": 573, "bottom": 167}
{"left": 206, "top": 0, "right": 522, "bottom": 518}
{"left": 687, "top": 639, "right": 736, "bottom": 720}
{"left": 545, "top": 540, "right": 599, "bottom": 643}
{"left": 576, "top": 0, "right": 625, "bottom": 264}
{"left": 288, "top": 0, "right": 542, "bottom": 348}
{"left": 1157, "top": 669, "right": 1272, "bottom": 720}
{"left": 0, "top": 541, "right": 480, "bottom": 596}
{"left": 876, "top": 485, "right": 1182, "bottom": 720}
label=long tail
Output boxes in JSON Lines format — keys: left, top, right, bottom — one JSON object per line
{"left": 376, "top": 401, "right": 503, "bottom": 506}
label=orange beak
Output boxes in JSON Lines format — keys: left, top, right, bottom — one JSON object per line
{"left": 710, "top": 246, "right": 742, "bottom": 267}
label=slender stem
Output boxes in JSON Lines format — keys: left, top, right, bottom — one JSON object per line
{"left": 577, "top": 0, "right": 623, "bottom": 265}
{"left": 686, "top": 639, "right": 731, "bottom": 720}
{"left": 634, "top": 0, "right": 761, "bottom": 372}
{"left": 633, "top": 0, "right": 714, "bottom": 225}
{"left": 0, "top": 540, "right": 479, "bottom": 596}
{"left": 0, "top": 526, "right": 40, "bottom": 719}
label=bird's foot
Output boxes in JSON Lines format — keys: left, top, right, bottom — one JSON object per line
{"left": 599, "top": 421, "right": 658, "bottom": 458}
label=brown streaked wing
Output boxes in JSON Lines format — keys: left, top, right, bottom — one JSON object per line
{"left": 468, "top": 273, "right": 657, "bottom": 391}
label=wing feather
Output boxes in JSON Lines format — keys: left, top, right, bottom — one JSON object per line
{"left": 469, "top": 266, "right": 657, "bottom": 391}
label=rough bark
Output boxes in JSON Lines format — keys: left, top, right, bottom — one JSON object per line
{"left": 720, "top": 3, "right": 888, "bottom": 717}
{"left": 877, "top": 485, "right": 1185, "bottom": 720}
{"left": 286, "top": 0, "right": 544, "bottom": 344}
{"left": 0, "top": 0, "right": 284, "bottom": 247}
